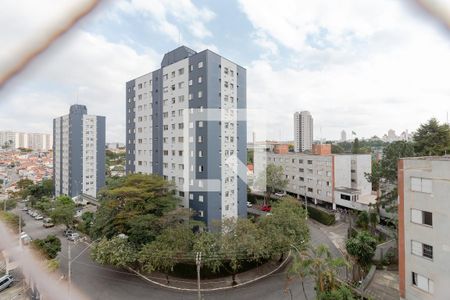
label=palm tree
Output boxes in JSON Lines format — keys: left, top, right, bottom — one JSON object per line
{"left": 289, "top": 244, "right": 348, "bottom": 299}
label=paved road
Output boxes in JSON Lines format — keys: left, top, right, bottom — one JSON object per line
{"left": 14, "top": 203, "right": 342, "bottom": 300}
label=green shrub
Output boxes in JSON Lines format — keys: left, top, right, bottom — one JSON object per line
{"left": 305, "top": 205, "right": 335, "bottom": 225}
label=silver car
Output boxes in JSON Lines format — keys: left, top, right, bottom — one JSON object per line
{"left": 0, "top": 274, "right": 14, "bottom": 292}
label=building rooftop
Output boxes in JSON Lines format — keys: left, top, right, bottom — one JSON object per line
{"left": 402, "top": 156, "right": 450, "bottom": 161}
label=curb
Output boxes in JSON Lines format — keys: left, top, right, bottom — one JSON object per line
{"left": 129, "top": 251, "right": 291, "bottom": 292}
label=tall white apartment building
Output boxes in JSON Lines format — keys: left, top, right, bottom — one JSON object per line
{"left": 53, "top": 105, "right": 105, "bottom": 198}
{"left": 294, "top": 111, "right": 313, "bottom": 152}
{"left": 399, "top": 157, "right": 450, "bottom": 299}
{"left": 126, "top": 46, "right": 247, "bottom": 227}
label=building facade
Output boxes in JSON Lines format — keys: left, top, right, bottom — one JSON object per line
{"left": 126, "top": 46, "right": 247, "bottom": 227}
{"left": 260, "top": 148, "right": 373, "bottom": 210}
{"left": 0, "top": 131, "right": 52, "bottom": 151}
{"left": 398, "top": 157, "right": 450, "bottom": 300}
{"left": 294, "top": 111, "right": 313, "bottom": 152}
{"left": 53, "top": 104, "right": 105, "bottom": 198}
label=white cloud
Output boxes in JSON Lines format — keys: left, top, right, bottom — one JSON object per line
{"left": 0, "top": 29, "right": 158, "bottom": 142}
{"left": 240, "top": 0, "right": 450, "bottom": 140}
{"left": 118, "top": 0, "right": 215, "bottom": 42}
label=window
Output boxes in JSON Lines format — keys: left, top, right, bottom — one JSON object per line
{"left": 198, "top": 165, "right": 204, "bottom": 172}
{"left": 411, "top": 177, "right": 432, "bottom": 193}
{"left": 340, "top": 194, "right": 351, "bottom": 201}
{"left": 412, "top": 272, "right": 434, "bottom": 293}
{"left": 171, "top": 71, "right": 175, "bottom": 78}
{"left": 198, "top": 150, "right": 203, "bottom": 157}
{"left": 198, "top": 121, "right": 203, "bottom": 128}
{"left": 198, "top": 76, "right": 202, "bottom": 83}
{"left": 307, "top": 160, "right": 313, "bottom": 164}
{"left": 307, "top": 188, "right": 313, "bottom": 193}
{"left": 412, "top": 241, "right": 433, "bottom": 259}
{"left": 198, "top": 61, "right": 204, "bottom": 68}
{"left": 178, "top": 68, "right": 184, "bottom": 75}
{"left": 178, "top": 82, "right": 184, "bottom": 89}
{"left": 189, "top": 93, "right": 193, "bottom": 100}
{"left": 199, "top": 195, "right": 204, "bottom": 202}
{"left": 411, "top": 209, "right": 433, "bottom": 226}
{"left": 198, "top": 91, "right": 203, "bottom": 98}
{"left": 189, "top": 193, "right": 194, "bottom": 200}
{"left": 179, "top": 95, "right": 185, "bottom": 102}
{"left": 189, "top": 79, "right": 193, "bottom": 86}
{"left": 199, "top": 210, "right": 204, "bottom": 217}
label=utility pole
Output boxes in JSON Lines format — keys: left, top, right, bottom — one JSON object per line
{"left": 196, "top": 252, "right": 202, "bottom": 300}
{"left": 68, "top": 241, "right": 71, "bottom": 300}
{"left": 19, "top": 213, "right": 22, "bottom": 248}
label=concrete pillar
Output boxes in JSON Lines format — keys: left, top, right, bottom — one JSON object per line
{"left": 314, "top": 198, "right": 317, "bottom": 205}
{"left": 332, "top": 202, "right": 336, "bottom": 210}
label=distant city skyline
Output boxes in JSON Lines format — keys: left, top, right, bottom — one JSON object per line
{"left": 0, "top": 1, "right": 449, "bottom": 142}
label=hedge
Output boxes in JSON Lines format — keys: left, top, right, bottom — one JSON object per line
{"left": 304, "top": 205, "right": 335, "bottom": 225}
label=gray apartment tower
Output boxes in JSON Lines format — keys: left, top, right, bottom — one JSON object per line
{"left": 53, "top": 104, "right": 106, "bottom": 198}
{"left": 126, "top": 46, "right": 247, "bottom": 227}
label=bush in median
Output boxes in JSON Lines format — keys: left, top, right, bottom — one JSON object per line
{"left": 305, "top": 205, "right": 336, "bottom": 226}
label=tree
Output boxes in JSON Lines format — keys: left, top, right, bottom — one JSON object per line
{"left": 414, "top": 118, "right": 450, "bottom": 156}
{"left": 260, "top": 196, "right": 309, "bottom": 260}
{"left": 91, "top": 236, "right": 137, "bottom": 267}
{"left": 365, "top": 141, "right": 415, "bottom": 214}
{"left": 331, "top": 144, "right": 344, "bottom": 154}
{"left": 318, "top": 284, "right": 355, "bottom": 300}
{"left": 289, "top": 244, "right": 347, "bottom": 297}
{"left": 255, "top": 164, "right": 288, "bottom": 205}
{"left": 91, "top": 174, "right": 180, "bottom": 245}
{"left": 32, "top": 235, "right": 61, "bottom": 259}
{"left": 346, "top": 231, "right": 377, "bottom": 273}
{"left": 351, "top": 138, "right": 360, "bottom": 154}
{"left": 50, "top": 195, "right": 75, "bottom": 229}
{"left": 15, "top": 178, "right": 34, "bottom": 199}
{"left": 138, "top": 224, "right": 194, "bottom": 283}
{"left": 355, "top": 211, "right": 369, "bottom": 230}
{"left": 0, "top": 211, "right": 25, "bottom": 231}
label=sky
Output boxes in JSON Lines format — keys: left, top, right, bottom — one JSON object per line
{"left": 0, "top": 0, "right": 449, "bottom": 142}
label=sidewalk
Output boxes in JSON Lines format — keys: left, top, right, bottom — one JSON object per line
{"left": 133, "top": 255, "right": 291, "bottom": 291}
{"left": 364, "top": 270, "right": 399, "bottom": 300}
{"left": 310, "top": 219, "right": 350, "bottom": 256}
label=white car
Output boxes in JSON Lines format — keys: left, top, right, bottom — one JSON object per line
{"left": 67, "top": 232, "right": 80, "bottom": 241}
{"left": 246, "top": 201, "right": 253, "bottom": 208}
{"left": 20, "top": 232, "right": 32, "bottom": 244}
{"left": 275, "top": 191, "right": 286, "bottom": 197}
{"left": 34, "top": 215, "right": 44, "bottom": 220}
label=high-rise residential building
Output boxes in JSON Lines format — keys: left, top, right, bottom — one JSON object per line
{"left": 53, "top": 104, "right": 105, "bottom": 198}
{"left": 294, "top": 111, "right": 313, "bottom": 152}
{"left": 126, "top": 46, "right": 247, "bottom": 227}
{"left": 398, "top": 157, "right": 450, "bottom": 300}
{"left": 0, "top": 131, "right": 52, "bottom": 151}
{"left": 340, "top": 130, "right": 347, "bottom": 142}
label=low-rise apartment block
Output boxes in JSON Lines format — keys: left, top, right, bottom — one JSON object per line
{"left": 398, "top": 157, "right": 450, "bottom": 299}
{"left": 259, "top": 144, "right": 373, "bottom": 210}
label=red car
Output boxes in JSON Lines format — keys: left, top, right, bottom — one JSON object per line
{"left": 261, "top": 205, "right": 272, "bottom": 212}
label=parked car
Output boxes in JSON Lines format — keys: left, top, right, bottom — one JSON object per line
{"left": 0, "top": 274, "right": 14, "bottom": 292}
{"left": 274, "top": 191, "right": 286, "bottom": 197}
{"left": 20, "top": 232, "right": 32, "bottom": 245}
{"left": 34, "top": 215, "right": 44, "bottom": 220}
{"left": 67, "top": 232, "right": 80, "bottom": 241}
{"left": 43, "top": 218, "right": 54, "bottom": 228}
{"left": 64, "top": 229, "right": 74, "bottom": 237}
{"left": 20, "top": 207, "right": 28, "bottom": 211}
{"left": 261, "top": 205, "right": 272, "bottom": 212}
{"left": 246, "top": 201, "right": 253, "bottom": 208}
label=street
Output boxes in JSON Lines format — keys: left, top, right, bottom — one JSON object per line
{"left": 11, "top": 203, "right": 343, "bottom": 300}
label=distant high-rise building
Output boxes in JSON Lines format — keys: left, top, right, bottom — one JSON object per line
{"left": 294, "top": 111, "right": 313, "bottom": 152}
{"left": 125, "top": 46, "right": 247, "bottom": 227}
{"left": 340, "top": 130, "right": 347, "bottom": 142}
{"left": 0, "top": 131, "right": 52, "bottom": 151}
{"left": 53, "top": 104, "right": 105, "bottom": 198}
